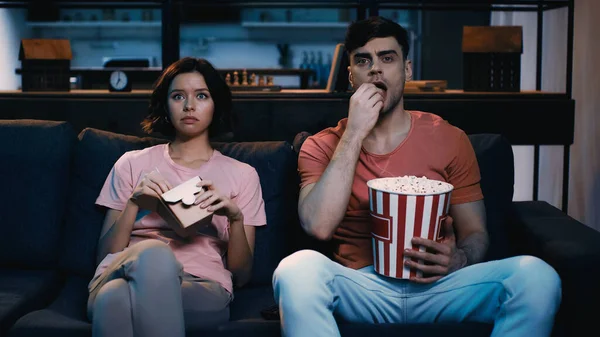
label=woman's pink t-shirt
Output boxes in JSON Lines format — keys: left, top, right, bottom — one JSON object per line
{"left": 94, "top": 144, "right": 267, "bottom": 294}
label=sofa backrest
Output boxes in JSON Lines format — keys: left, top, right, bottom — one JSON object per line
{"left": 467, "top": 134, "right": 514, "bottom": 261}
{"left": 57, "top": 128, "right": 166, "bottom": 277}
{"left": 0, "top": 120, "right": 75, "bottom": 269}
{"left": 58, "top": 128, "right": 299, "bottom": 287}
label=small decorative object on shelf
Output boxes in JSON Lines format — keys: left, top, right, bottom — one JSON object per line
{"left": 19, "top": 39, "right": 72, "bottom": 92}
{"left": 102, "top": 9, "right": 116, "bottom": 21}
{"left": 232, "top": 71, "right": 239, "bottom": 86}
{"left": 142, "top": 9, "right": 153, "bottom": 22}
{"left": 241, "top": 69, "right": 248, "bottom": 86}
{"left": 108, "top": 70, "right": 132, "bottom": 92}
{"left": 404, "top": 80, "right": 448, "bottom": 93}
{"left": 223, "top": 71, "right": 280, "bottom": 92}
{"left": 462, "top": 26, "right": 523, "bottom": 92}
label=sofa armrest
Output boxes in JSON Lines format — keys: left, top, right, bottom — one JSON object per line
{"left": 508, "top": 201, "right": 600, "bottom": 267}
{"left": 508, "top": 201, "right": 600, "bottom": 336}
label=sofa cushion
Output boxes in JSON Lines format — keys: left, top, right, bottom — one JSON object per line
{"left": 337, "top": 322, "right": 493, "bottom": 337}
{"left": 0, "top": 269, "right": 63, "bottom": 336}
{"left": 59, "top": 128, "right": 299, "bottom": 287}
{"left": 189, "top": 321, "right": 493, "bottom": 337}
{"left": 467, "top": 134, "right": 513, "bottom": 261}
{"left": 7, "top": 276, "right": 91, "bottom": 337}
{"left": 228, "top": 286, "right": 275, "bottom": 321}
{"left": 0, "top": 120, "right": 75, "bottom": 269}
{"left": 6, "top": 277, "right": 491, "bottom": 337}
{"left": 8, "top": 278, "right": 278, "bottom": 337}
{"left": 58, "top": 128, "right": 167, "bottom": 277}
{"left": 213, "top": 142, "right": 298, "bottom": 285}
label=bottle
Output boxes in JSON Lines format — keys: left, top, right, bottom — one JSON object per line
{"left": 300, "top": 51, "right": 309, "bottom": 70}
{"left": 318, "top": 51, "right": 329, "bottom": 88}
{"left": 324, "top": 53, "right": 333, "bottom": 87}
{"left": 309, "top": 51, "right": 319, "bottom": 88}
{"left": 299, "top": 51, "right": 310, "bottom": 89}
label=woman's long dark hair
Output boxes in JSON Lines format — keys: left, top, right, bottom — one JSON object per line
{"left": 141, "top": 57, "right": 232, "bottom": 138}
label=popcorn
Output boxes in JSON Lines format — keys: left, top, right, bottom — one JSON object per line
{"left": 367, "top": 175, "right": 453, "bottom": 195}
{"left": 367, "top": 175, "right": 454, "bottom": 279}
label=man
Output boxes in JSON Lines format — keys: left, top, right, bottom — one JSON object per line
{"left": 272, "top": 16, "right": 561, "bottom": 337}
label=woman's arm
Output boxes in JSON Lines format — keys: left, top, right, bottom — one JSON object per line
{"left": 195, "top": 179, "right": 258, "bottom": 288}
{"left": 96, "top": 203, "right": 138, "bottom": 264}
{"left": 96, "top": 170, "right": 172, "bottom": 264}
{"left": 226, "top": 216, "right": 256, "bottom": 288}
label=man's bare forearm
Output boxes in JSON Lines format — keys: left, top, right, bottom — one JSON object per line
{"left": 457, "top": 231, "right": 489, "bottom": 267}
{"left": 300, "top": 132, "right": 363, "bottom": 240}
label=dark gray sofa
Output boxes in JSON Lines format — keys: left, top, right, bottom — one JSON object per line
{"left": 0, "top": 119, "right": 599, "bottom": 337}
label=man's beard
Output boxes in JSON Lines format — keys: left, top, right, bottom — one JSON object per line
{"left": 379, "top": 90, "right": 402, "bottom": 116}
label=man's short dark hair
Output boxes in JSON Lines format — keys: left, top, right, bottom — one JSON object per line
{"left": 344, "top": 16, "right": 410, "bottom": 61}
{"left": 141, "top": 57, "right": 232, "bottom": 138}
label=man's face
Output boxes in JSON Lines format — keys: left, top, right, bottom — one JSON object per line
{"left": 347, "top": 37, "right": 412, "bottom": 115}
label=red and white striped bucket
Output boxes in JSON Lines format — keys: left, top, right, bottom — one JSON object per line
{"left": 367, "top": 176, "right": 453, "bottom": 279}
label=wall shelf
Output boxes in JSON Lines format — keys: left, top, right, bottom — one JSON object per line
{"left": 5, "top": 0, "right": 575, "bottom": 213}
{"left": 27, "top": 21, "right": 161, "bottom": 28}
{"left": 241, "top": 21, "right": 349, "bottom": 28}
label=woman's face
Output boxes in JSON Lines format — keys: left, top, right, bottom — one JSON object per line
{"left": 166, "top": 71, "right": 215, "bottom": 139}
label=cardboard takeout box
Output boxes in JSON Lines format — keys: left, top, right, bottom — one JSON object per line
{"left": 133, "top": 176, "right": 215, "bottom": 238}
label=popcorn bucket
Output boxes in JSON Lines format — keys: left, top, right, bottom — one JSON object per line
{"left": 367, "top": 176, "right": 454, "bottom": 279}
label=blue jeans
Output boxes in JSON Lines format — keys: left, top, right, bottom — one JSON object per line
{"left": 273, "top": 250, "right": 561, "bottom": 337}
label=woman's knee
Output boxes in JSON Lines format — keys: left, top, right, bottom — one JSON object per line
{"left": 93, "top": 279, "right": 131, "bottom": 318}
{"left": 132, "top": 240, "right": 180, "bottom": 274}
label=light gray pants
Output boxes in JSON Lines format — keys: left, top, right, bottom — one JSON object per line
{"left": 87, "top": 239, "right": 232, "bottom": 337}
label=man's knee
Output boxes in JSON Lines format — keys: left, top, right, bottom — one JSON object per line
{"left": 273, "top": 250, "right": 331, "bottom": 289}
{"left": 272, "top": 250, "right": 334, "bottom": 310}
{"left": 512, "top": 256, "right": 562, "bottom": 309}
{"left": 515, "top": 256, "right": 561, "bottom": 288}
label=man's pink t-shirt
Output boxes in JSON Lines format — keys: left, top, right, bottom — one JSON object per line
{"left": 94, "top": 144, "right": 267, "bottom": 294}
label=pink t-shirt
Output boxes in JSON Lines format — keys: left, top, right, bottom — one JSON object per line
{"left": 94, "top": 144, "right": 267, "bottom": 294}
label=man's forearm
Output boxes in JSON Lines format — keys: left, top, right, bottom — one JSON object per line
{"left": 457, "top": 231, "right": 489, "bottom": 267}
{"left": 300, "top": 132, "right": 363, "bottom": 240}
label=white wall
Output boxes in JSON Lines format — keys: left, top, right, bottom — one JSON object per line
{"left": 493, "top": 2, "right": 600, "bottom": 232}
{"left": 491, "top": 11, "right": 537, "bottom": 202}
{"left": 570, "top": 0, "right": 600, "bottom": 231}
{"left": 0, "top": 8, "right": 30, "bottom": 90}
{"left": 491, "top": 8, "right": 568, "bottom": 209}
{"left": 539, "top": 8, "right": 568, "bottom": 209}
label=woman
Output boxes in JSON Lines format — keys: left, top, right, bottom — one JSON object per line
{"left": 87, "top": 57, "right": 266, "bottom": 337}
